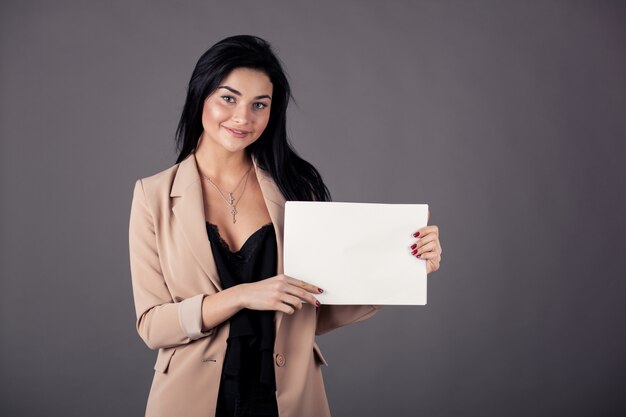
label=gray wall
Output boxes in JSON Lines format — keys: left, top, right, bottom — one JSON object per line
{"left": 1, "top": 1, "right": 625, "bottom": 416}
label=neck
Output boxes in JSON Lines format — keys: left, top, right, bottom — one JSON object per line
{"left": 194, "top": 134, "right": 253, "bottom": 184}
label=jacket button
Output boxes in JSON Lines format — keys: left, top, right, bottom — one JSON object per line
{"left": 275, "top": 353, "right": 285, "bottom": 367}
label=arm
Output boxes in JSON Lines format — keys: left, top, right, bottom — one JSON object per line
{"left": 200, "top": 285, "right": 247, "bottom": 331}
{"left": 129, "top": 179, "right": 216, "bottom": 350}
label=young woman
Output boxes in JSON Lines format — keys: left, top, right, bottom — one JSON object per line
{"left": 129, "top": 34, "right": 442, "bottom": 417}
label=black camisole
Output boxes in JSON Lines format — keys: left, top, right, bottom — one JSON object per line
{"left": 205, "top": 221, "right": 278, "bottom": 396}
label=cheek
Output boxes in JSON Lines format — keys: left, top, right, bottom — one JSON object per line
{"left": 202, "top": 100, "right": 229, "bottom": 126}
{"left": 256, "top": 112, "right": 271, "bottom": 131}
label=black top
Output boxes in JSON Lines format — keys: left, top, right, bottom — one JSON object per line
{"left": 205, "top": 221, "right": 278, "bottom": 393}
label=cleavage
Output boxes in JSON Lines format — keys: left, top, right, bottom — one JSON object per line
{"left": 207, "top": 222, "right": 273, "bottom": 255}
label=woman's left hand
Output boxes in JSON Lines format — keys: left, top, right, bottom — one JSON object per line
{"left": 409, "top": 211, "right": 442, "bottom": 274}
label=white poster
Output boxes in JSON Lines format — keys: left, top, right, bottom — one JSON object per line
{"left": 283, "top": 201, "right": 428, "bottom": 305}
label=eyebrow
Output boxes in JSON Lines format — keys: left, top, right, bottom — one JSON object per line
{"left": 218, "top": 85, "right": 272, "bottom": 100}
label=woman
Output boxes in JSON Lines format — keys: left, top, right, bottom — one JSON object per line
{"left": 129, "top": 34, "right": 442, "bottom": 417}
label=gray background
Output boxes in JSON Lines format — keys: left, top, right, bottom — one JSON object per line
{"left": 1, "top": 1, "right": 625, "bottom": 416}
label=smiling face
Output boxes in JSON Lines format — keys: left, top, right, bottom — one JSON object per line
{"left": 199, "top": 67, "right": 273, "bottom": 154}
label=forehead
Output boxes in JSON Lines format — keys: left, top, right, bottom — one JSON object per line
{"left": 220, "top": 67, "right": 273, "bottom": 94}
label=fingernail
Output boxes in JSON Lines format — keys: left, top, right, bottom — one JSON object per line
{"left": 413, "top": 232, "right": 420, "bottom": 237}
{"left": 318, "top": 288, "right": 324, "bottom": 293}
{"left": 410, "top": 243, "right": 417, "bottom": 249}
{"left": 416, "top": 253, "right": 421, "bottom": 258}
{"left": 411, "top": 249, "right": 418, "bottom": 255}
{"left": 315, "top": 300, "right": 321, "bottom": 307}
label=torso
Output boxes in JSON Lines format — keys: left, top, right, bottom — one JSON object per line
{"left": 202, "top": 168, "right": 273, "bottom": 253}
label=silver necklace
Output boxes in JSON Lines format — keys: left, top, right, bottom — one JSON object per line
{"left": 200, "top": 162, "right": 253, "bottom": 224}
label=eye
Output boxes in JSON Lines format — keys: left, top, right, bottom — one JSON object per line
{"left": 254, "top": 102, "right": 268, "bottom": 110}
{"left": 221, "top": 95, "right": 235, "bottom": 103}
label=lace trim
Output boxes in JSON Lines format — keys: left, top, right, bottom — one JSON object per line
{"left": 207, "top": 222, "right": 273, "bottom": 256}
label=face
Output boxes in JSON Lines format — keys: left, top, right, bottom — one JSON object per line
{"left": 200, "top": 67, "right": 273, "bottom": 154}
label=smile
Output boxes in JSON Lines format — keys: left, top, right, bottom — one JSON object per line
{"left": 224, "top": 126, "right": 250, "bottom": 137}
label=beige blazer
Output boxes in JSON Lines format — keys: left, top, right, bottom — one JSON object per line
{"left": 128, "top": 151, "right": 381, "bottom": 417}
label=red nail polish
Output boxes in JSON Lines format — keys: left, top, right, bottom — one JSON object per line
{"left": 413, "top": 232, "right": 420, "bottom": 237}
{"left": 316, "top": 300, "right": 321, "bottom": 307}
{"left": 416, "top": 253, "right": 421, "bottom": 258}
{"left": 318, "top": 288, "right": 324, "bottom": 293}
{"left": 411, "top": 249, "right": 417, "bottom": 255}
{"left": 410, "top": 243, "right": 417, "bottom": 249}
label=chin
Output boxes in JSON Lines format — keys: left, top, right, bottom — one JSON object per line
{"left": 225, "top": 136, "right": 259, "bottom": 148}
{"left": 221, "top": 140, "right": 252, "bottom": 153}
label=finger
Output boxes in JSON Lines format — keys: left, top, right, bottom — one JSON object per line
{"left": 428, "top": 259, "right": 440, "bottom": 273}
{"left": 278, "top": 303, "right": 295, "bottom": 315}
{"left": 285, "top": 285, "right": 320, "bottom": 306}
{"left": 413, "top": 241, "right": 437, "bottom": 257}
{"left": 427, "top": 259, "right": 440, "bottom": 274}
{"left": 416, "top": 250, "right": 438, "bottom": 260}
{"left": 413, "top": 224, "right": 438, "bottom": 237}
{"left": 410, "top": 236, "right": 437, "bottom": 255}
{"left": 410, "top": 234, "right": 437, "bottom": 251}
{"left": 286, "top": 276, "right": 323, "bottom": 294}
{"left": 281, "top": 294, "right": 305, "bottom": 311}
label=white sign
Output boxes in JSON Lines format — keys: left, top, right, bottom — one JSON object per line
{"left": 283, "top": 201, "right": 428, "bottom": 305}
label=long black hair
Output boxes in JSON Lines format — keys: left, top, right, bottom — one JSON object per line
{"left": 174, "top": 34, "right": 331, "bottom": 202}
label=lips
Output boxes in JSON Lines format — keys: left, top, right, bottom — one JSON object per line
{"left": 224, "top": 126, "right": 250, "bottom": 135}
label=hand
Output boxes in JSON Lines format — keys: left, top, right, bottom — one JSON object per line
{"left": 239, "top": 274, "right": 323, "bottom": 315}
{"left": 409, "top": 210, "right": 442, "bottom": 274}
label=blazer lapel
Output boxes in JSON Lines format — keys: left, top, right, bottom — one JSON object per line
{"left": 170, "top": 151, "right": 287, "bottom": 333}
{"left": 170, "top": 152, "right": 223, "bottom": 291}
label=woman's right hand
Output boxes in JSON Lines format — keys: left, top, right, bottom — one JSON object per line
{"left": 239, "top": 274, "right": 323, "bottom": 315}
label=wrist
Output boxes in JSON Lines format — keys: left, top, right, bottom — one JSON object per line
{"left": 233, "top": 283, "right": 248, "bottom": 310}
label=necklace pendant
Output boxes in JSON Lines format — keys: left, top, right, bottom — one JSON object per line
{"left": 231, "top": 206, "right": 237, "bottom": 224}
{"left": 227, "top": 193, "right": 235, "bottom": 205}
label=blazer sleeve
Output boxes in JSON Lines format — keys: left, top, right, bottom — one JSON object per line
{"left": 129, "top": 179, "right": 214, "bottom": 350}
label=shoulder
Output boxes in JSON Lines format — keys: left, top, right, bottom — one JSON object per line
{"left": 137, "top": 163, "right": 179, "bottom": 193}
{"left": 132, "top": 161, "right": 182, "bottom": 207}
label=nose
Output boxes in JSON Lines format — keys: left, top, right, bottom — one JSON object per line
{"left": 231, "top": 103, "right": 251, "bottom": 125}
